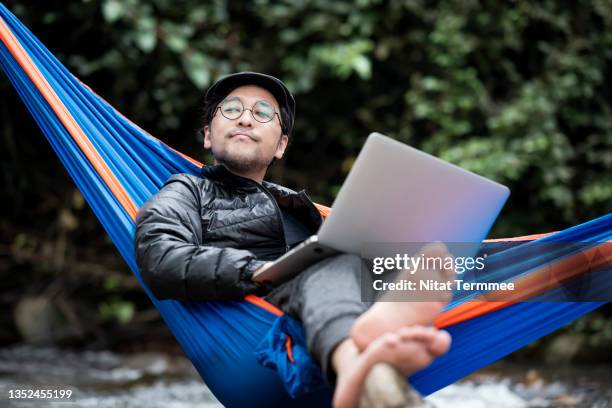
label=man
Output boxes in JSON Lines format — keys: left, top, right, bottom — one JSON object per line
{"left": 134, "top": 72, "right": 452, "bottom": 408}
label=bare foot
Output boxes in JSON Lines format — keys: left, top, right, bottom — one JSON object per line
{"left": 332, "top": 326, "right": 451, "bottom": 408}
{"left": 352, "top": 243, "right": 454, "bottom": 351}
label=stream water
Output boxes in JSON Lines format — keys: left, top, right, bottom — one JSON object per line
{"left": 0, "top": 346, "right": 609, "bottom": 407}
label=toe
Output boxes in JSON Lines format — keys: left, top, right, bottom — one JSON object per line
{"left": 383, "top": 332, "right": 401, "bottom": 347}
{"left": 397, "top": 325, "right": 437, "bottom": 342}
{"left": 428, "top": 330, "right": 452, "bottom": 356}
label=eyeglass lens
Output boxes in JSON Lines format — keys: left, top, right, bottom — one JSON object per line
{"left": 220, "top": 98, "right": 276, "bottom": 123}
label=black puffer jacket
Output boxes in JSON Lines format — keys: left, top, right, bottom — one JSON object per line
{"left": 134, "top": 164, "right": 323, "bottom": 301}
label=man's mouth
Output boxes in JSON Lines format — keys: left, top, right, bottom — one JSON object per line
{"left": 230, "top": 132, "right": 256, "bottom": 141}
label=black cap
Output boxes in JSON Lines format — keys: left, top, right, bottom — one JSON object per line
{"left": 204, "top": 72, "right": 295, "bottom": 136}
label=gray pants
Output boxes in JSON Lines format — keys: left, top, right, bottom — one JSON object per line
{"left": 263, "top": 253, "right": 372, "bottom": 384}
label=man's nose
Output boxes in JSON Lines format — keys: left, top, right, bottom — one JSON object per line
{"left": 238, "top": 110, "right": 254, "bottom": 127}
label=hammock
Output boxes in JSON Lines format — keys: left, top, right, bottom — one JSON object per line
{"left": 1, "top": 5, "right": 610, "bottom": 407}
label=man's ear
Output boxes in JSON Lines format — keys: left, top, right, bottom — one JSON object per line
{"left": 274, "top": 134, "right": 289, "bottom": 160}
{"left": 203, "top": 125, "right": 211, "bottom": 149}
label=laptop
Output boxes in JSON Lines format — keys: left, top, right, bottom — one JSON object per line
{"left": 252, "top": 132, "right": 510, "bottom": 283}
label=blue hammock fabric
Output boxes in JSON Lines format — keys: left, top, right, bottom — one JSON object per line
{"left": 0, "top": 4, "right": 609, "bottom": 406}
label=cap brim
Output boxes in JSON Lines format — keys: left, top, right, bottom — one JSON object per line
{"left": 205, "top": 72, "right": 294, "bottom": 114}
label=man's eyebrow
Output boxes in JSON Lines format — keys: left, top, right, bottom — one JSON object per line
{"left": 224, "top": 95, "right": 276, "bottom": 109}
{"left": 257, "top": 99, "right": 274, "bottom": 108}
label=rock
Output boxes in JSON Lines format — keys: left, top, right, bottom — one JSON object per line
{"left": 13, "top": 296, "right": 58, "bottom": 344}
{"left": 360, "top": 363, "right": 429, "bottom": 408}
{"left": 123, "top": 352, "right": 169, "bottom": 376}
{"left": 12, "top": 295, "right": 81, "bottom": 344}
{"left": 554, "top": 394, "right": 583, "bottom": 406}
{"left": 123, "top": 352, "right": 197, "bottom": 377}
{"left": 426, "top": 382, "right": 527, "bottom": 408}
{"left": 543, "top": 333, "right": 586, "bottom": 364}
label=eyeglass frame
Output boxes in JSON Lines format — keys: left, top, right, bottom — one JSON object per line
{"left": 214, "top": 97, "right": 282, "bottom": 125}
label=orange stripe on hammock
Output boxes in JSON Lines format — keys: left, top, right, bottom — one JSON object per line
{"left": 246, "top": 208, "right": 605, "bottom": 330}
{"left": 435, "top": 240, "right": 612, "bottom": 327}
{"left": 0, "top": 18, "right": 138, "bottom": 220}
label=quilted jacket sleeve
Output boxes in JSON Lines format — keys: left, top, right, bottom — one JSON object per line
{"left": 134, "top": 174, "right": 267, "bottom": 301}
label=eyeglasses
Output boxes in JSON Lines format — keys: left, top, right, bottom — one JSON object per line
{"left": 215, "top": 97, "right": 280, "bottom": 124}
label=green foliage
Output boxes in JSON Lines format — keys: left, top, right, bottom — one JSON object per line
{"left": 2, "top": 0, "right": 611, "bottom": 238}
{"left": 570, "top": 312, "right": 612, "bottom": 347}
{"left": 98, "top": 297, "right": 135, "bottom": 325}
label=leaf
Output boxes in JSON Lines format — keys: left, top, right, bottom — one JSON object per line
{"left": 99, "top": 298, "right": 135, "bottom": 325}
{"left": 182, "top": 53, "right": 211, "bottom": 89}
{"left": 352, "top": 55, "right": 371, "bottom": 79}
{"left": 102, "top": 0, "right": 124, "bottom": 23}
{"left": 134, "top": 16, "right": 157, "bottom": 53}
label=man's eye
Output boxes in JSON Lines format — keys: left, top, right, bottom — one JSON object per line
{"left": 255, "top": 110, "right": 273, "bottom": 120}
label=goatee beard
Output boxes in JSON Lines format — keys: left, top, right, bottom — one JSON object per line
{"left": 216, "top": 154, "right": 271, "bottom": 175}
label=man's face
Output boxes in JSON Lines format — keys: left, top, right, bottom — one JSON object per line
{"left": 204, "top": 85, "right": 289, "bottom": 175}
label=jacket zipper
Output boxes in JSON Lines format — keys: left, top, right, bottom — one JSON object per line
{"left": 298, "top": 190, "right": 324, "bottom": 228}
{"left": 243, "top": 179, "right": 290, "bottom": 254}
